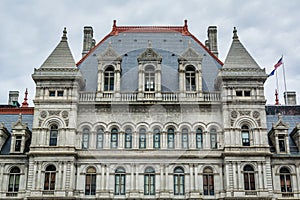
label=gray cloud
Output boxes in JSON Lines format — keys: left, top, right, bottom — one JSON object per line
{"left": 0, "top": 0, "right": 299, "bottom": 105}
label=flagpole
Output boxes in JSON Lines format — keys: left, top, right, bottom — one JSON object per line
{"left": 282, "top": 55, "right": 288, "bottom": 104}
{"left": 276, "top": 69, "right": 279, "bottom": 100}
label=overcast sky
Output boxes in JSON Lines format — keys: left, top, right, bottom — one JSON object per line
{"left": 0, "top": 0, "right": 299, "bottom": 106}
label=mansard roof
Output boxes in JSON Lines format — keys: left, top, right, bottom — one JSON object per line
{"left": 39, "top": 28, "right": 76, "bottom": 69}
{"left": 223, "top": 27, "right": 260, "bottom": 69}
{"left": 77, "top": 20, "right": 223, "bottom": 92}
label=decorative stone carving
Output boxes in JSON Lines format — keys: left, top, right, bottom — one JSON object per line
{"left": 239, "top": 111, "right": 250, "bottom": 116}
{"left": 252, "top": 111, "right": 260, "bottom": 119}
{"left": 231, "top": 111, "right": 238, "bottom": 118}
{"left": 62, "top": 111, "right": 69, "bottom": 119}
{"left": 40, "top": 111, "right": 47, "bottom": 118}
{"left": 49, "top": 110, "right": 61, "bottom": 116}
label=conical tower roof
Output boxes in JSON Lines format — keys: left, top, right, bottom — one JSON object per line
{"left": 40, "top": 28, "right": 75, "bottom": 68}
{"left": 223, "top": 27, "right": 260, "bottom": 69}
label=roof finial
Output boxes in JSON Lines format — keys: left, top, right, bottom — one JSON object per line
{"left": 62, "top": 27, "right": 67, "bottom": 41}
{"left": 233, "top": 27, "right": 238, "bottom": 40}
{"left": 148, "top": 40, "right": 152, "bottom": 48}
{"left": 21, "top": 88, "right": 29, "bottom": 107}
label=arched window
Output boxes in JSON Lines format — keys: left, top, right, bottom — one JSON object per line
{"left": 210, "top": 128, "right": 217, "bottom": 149}
{"left": 145, "top": 65, "right": 155, "bottom": 91}
{"left": 280, "top": 167, "right": 292, "bottom": 192}
{"left": 153, "top": 128, "right": 160, "bottom": 149}
{"left": 111, "top": 128, "right": 118, "bottom": 148}
{"left": 196, "top": 128, "right": 203, "bottom": 149}
{"left": 115, "top": 168, "right": 126, "bottom": 195}
{"left": 49, "top": 125, "right": 58, "bottom": 146}
{"left": 125, "top": 128, "right": 132, "bottom": 149}
{"left": 185, "top": 65, "right": 196, "bottom": 91}
{"left": 243, "top": 165, "right": 255, "bottom": 190}
{"left": 104, "top": 66, "right": 115, "bottom": 91}
{"left": 82, "top": 128, "right": 90, "bottom": 149}
{"left": 8, "top": 167, "right": 20, "bottom": 192}
{"left": 144, "top": 167, "right": 155, "bottom": 195}
{"left": 203, "top": 167, "right": 214, "bottom": 196}
{"left": 241, "top": 125, "right": 250, "bottom": 146}
{"left": 139, "top": 128, "right": 147, "bottom": 149}
{"left": 167, "top": 128, "right": 175, "bottom": 149}
{"left": 174, "top": 167, "right": 184, "bottom": 195}
{"left": 96, "top": 128, "right": 104, "bottom": 149}
{"left": 85, "top": 167, "right": 96, "bottom": 195}
{"left": 44, "top": 165, "right": 56, "bottom": 191}
{"left": 182, "top": 128, "right": 189, "bottom": 149}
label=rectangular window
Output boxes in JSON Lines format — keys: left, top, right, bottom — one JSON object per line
{"left": 57, "top": 91, "right": 64, "bottom": 96}
{"left": 196, "top": 133, "right": 203, "bottom": 149}
{"left": 168, "top": 133, "right": 174, "bottom": 149}
{"left": 115, "top": 174, "right": 125, "bottom": 195}
{"left": 85, "top": 174, "right": 96, "bottom": 195}
{"left": 236, "top": 91, "right": 243, "bottom": 96}
{"left": 182, "top": 133, "right": 189, "bottom": 149}
{"left": 153, "top": 133, "right": 160, "bottom": 148}
{"left": 174, "top": 175, "right": 184, "bottom": 195}
{"left": 14, "top": 136, "right": 22, "bottom": 152}
{"left": 82, "top": 133, "right": 89, "bottom": 149}
{"left": 125, "top": 133, "right": 132, "bottom": 148}
{"left": 96, "top": 133, "right": 103, "bottom": 149}
{"left": 279, "top": 135, "right": 286, "bottom": 152}
{"left": 144, "top": 174, "right": 155, "bottom": 195}
{"left": 242, "top": 132, "right": 250, "bottom": 146}
{"left": 210, "top": 133, "right": 217, "bottom": 149}
{"left": 139, "top": 133, "right": 146, "bottom": 149}
{"left": 244, "top": 90, "right": 251, "bottom": 96}
{"left": 49, "top": 91, "right": 56, "bottom": 97}
{"left": 111, "top": 133, "right": 118, "bottom": 148}
{"left": 203, "top": 174, "right": 214, "bottom": 195}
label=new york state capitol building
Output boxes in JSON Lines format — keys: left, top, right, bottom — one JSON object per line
{"left": 0, "top": 20, "right": 300, "bottom": 200}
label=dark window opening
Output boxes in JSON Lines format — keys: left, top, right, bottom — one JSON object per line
{"left": 49, "top": 91, "right": 55, "bottom": 97}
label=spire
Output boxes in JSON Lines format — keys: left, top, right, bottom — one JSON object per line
{"left": 21, "top": 88, "right": 29, "bottom": 107}
{"left": 275, "top": 89, "right": 280, "bottom": 105}
{"left": 223, "top": 27, "right": 260, "bottom": 69}
{"left": 39, "top": 27, "right": 75, "bottom": 68}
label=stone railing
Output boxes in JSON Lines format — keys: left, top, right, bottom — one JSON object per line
{"left": 79, "top": 91, "right": 221, "bottom": 103}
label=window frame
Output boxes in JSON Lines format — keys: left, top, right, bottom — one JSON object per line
{"left": 144, "top": 167, "right": 155, "bottom": 195}
{"left": 153, "top": 128, "right": 160, "bottom": 149}
{"left": 196, "top": 128, "right": 203, "bottom": 149}
{"left": 167, "top": 128, "right": 175, "bottom": 149}
{"left": 173, "top": 167, "right": 185, "bottom": 195}
{"left": 104, "top": 66, "right": 115, "bottom": 91}
{"left": 210, "top": 128, "right": 217, "bottom": 149}
{"left": 181, "top": 128, "right": 189, "bottom": 149}
{"left": 185, "top": 65, "right": 196, "bottom": 91}
{"left": 125, "top": 128, "right": 132, "bottom": 149}
{"left": 44, "top": 165, "right": 56, "bottom": 191}
{"left": 139, "top": 128, "right": 147, "bottom": 149}
{"left": 203, "top": 167, "right": 214, "bottom": 196}
{"left": 111, "top": 128, "right": 118, "bottom": 149}
{"left": 96, "top": 128, "right": 104, "bottom": 149}
{"left": 243, "top": 165, "right": 256, "bottom": 191}
{"left": 144, "top": 65, "right": 155, "bottom": 92}
{"left": 8, "top": 167, "right": 21, "bottom": 193}
{"left": 115, "top": 168, "right": 126, "bottom": 195}
{"left": 280, "top": 167, "right": 292, "bottom": 193}
{"left": 82, "top": 128, "right": 90, "bottom": 149}
{"left": 49, "top": 125, "right": 58, "bottom": 146}
{"left": 85, "top": 167, "right": 96, "bottom": 195}
{"left": 241, "top": 125, "right": 250, "bottom": 146}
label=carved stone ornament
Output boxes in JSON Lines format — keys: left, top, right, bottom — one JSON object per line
{"left": 49, "top": 110, "right": 61, "bottom": 116}
{"left": 239, "top": 111, "right": 251, "bottom": 116}
{"left": 252, "top": 111, "right": 260, "bottom": 119}
{"left": 231, "top": 111, "right": 238, "bottom": 118}
{"left": 61, "top": 111, "right": 69, "bottom": 119}
{"left": 40, "top": 111, "right": 47, "bottom": 118}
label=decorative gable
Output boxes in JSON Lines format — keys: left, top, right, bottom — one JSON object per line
{"left": 179, "top": 47, "right": 203, "bottom": 62}
{"left": 98, "top": 45, "right": 122, "bottom": 62}
{"left": 137, "top": 47, "right": 162, "bottom": 63}
{"left": 0, "top": 123, "right": 10, "bottom": 150}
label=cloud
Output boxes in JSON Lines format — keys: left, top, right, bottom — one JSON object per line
{"left": 0, "top": 0, "right": 299, "bottom": 105}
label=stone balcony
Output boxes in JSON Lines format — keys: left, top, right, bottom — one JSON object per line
{"left": 79, "top": 91, "right": 221, "bottom": 103}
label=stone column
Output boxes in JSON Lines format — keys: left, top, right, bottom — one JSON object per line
{"left": 96, "top": 164, "right": 101, "bottom": 191}
{"left": 37, "top": 162, "right": 42, "bottom": 190}
{"left": 106, "top": 164, "right": 110, "bottom": 191}
{"left": 148, "top": 131, "right": 153, "bottom": 149}
{"left": 190, "top": 131, "right": 196, "bottom": 149}
{"left": 175, "top": 131, "right": 180, "bottom": 149}
{"left": 101, "top": 164, "right": 105, "bottom": 190}
{"left": 162, "top": 131, "right": 167, "bottom": 149}
{"left": 194, "top": 164, "right": 199, "bottom": 192}
{"left": 0, "top": 164, "right": 4, "bottom": 191}
{"left": 104, "top": 131, "right": 109, "bottom": 149}
{"left": 189, "top": 164, "right": 194, "bottom": 191}
{"left": 237, "top": 162, "right": 242, "bottom": 190}
{"left": 232, "top": 162, "right": 237, "bottom": 190}
{"left": 258, "top": 162, "right": 263, "bottom": 190}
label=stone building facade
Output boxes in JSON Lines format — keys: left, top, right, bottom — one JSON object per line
{"left": 0, "top": 20, "right": 300, "bottom": 199}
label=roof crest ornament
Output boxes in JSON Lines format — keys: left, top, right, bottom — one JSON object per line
{"left": 21, "top": 88, "right": 29, "bottom": 107}
{"left": 148, "top": 40, "right": 152, "bottom": 48}
{"left": 62, "top": 27, "right": 67, "bottom": 41}
{"left": 233, "top": 27, "right": 239, "bottom": 40}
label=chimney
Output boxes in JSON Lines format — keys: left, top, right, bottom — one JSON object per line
{"left": 207, "top": 26, "right": 218, "bottom": 57}
{"left": 82, "top": 26, "right": 94, "bottom": 57}
{"left": 8, "top": 91, "right": 20, "bottom": 107}
{"left": 284, "top": 91, "right": 297, "bottom": 105}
